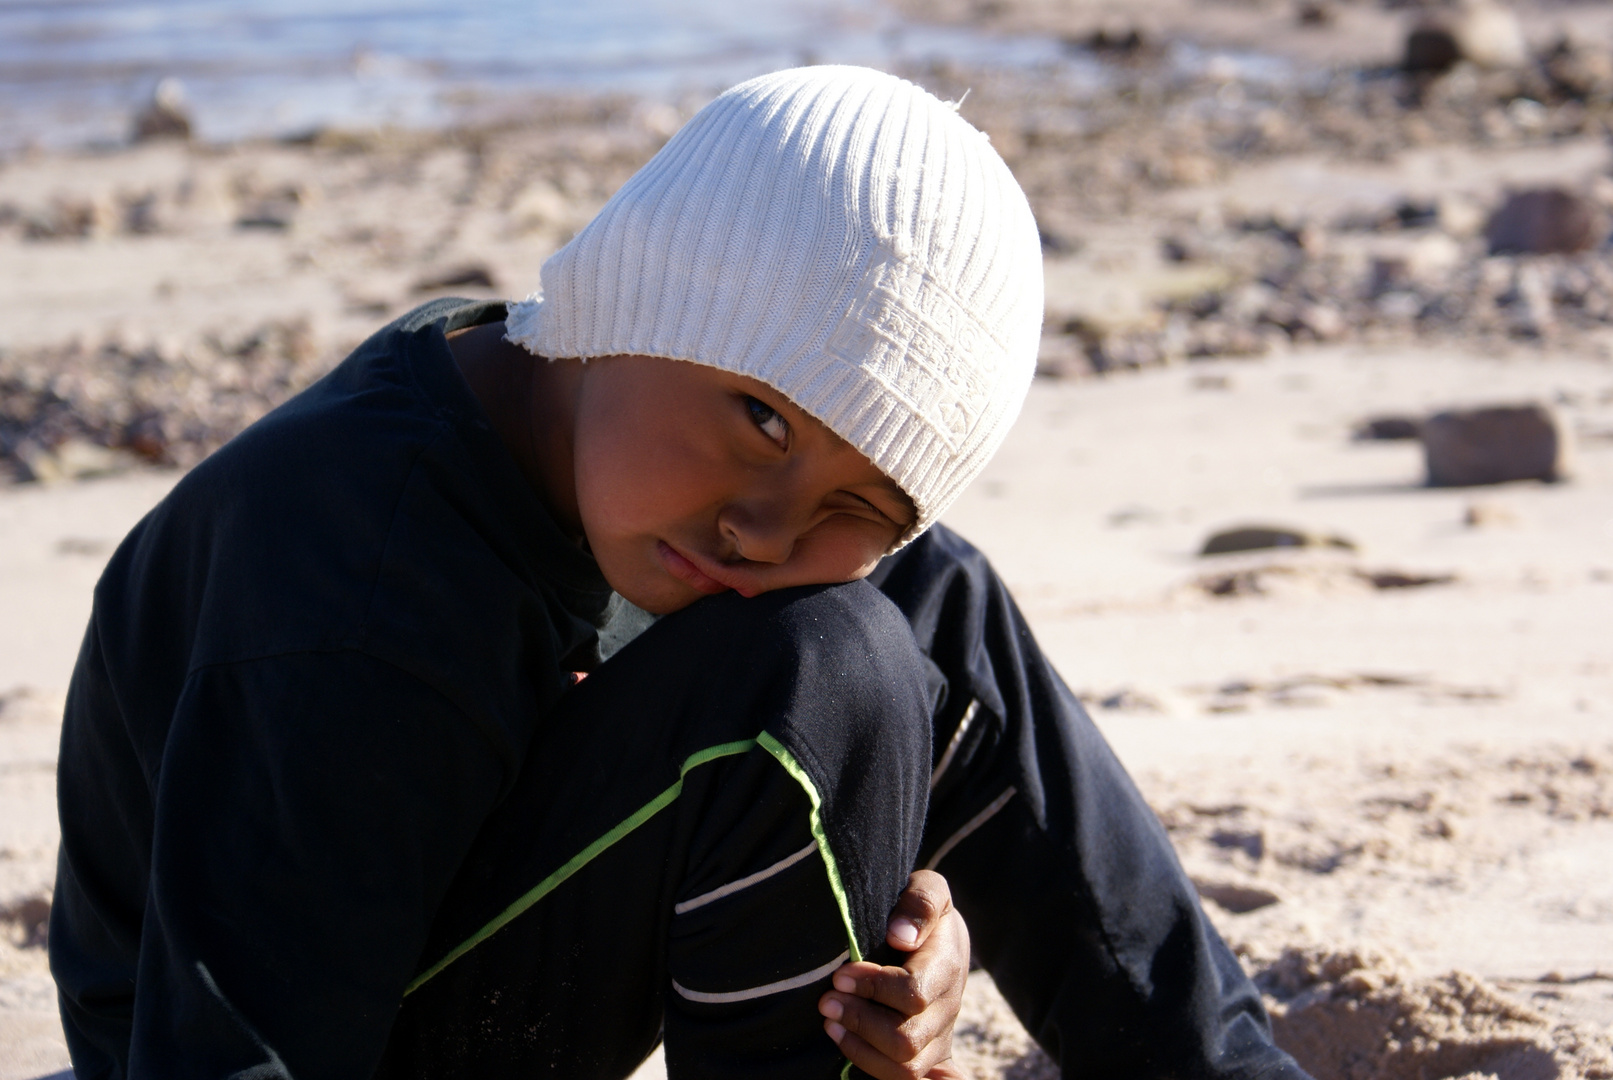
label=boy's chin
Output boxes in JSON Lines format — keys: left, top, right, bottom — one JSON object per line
{"left": 598, "top": 561, "right": 710, "bottom": 616}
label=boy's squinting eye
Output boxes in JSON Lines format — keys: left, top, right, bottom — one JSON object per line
{"left": 745, "top": 396, "right": 790, "bottom": 448}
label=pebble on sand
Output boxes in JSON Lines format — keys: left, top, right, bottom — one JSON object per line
{"left": 1352, "top": 415, "right": 1422, "bottom": 441}
{"left": 1404, "top": 0, "right": 1530, "bottom": 74}
{"left": 1199, "top": 525, "right": 1356, "bottom": 557}
{"left": 1485, "top": 187, "right": 1609, "bottom": 255}
{"left": 1422, "top": 404, "right": 1567, "bottom": 486}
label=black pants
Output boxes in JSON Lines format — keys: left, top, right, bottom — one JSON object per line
{"left": 378, "top": 527, "right": 1309, "bottom": 1080}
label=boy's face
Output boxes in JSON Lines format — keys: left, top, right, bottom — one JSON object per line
{"left": 570, "top": 354, "right": 916, "bottom": 615}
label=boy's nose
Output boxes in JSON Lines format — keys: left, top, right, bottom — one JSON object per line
{"left": 718, "top": 499, "right": 801, "bottom": 565}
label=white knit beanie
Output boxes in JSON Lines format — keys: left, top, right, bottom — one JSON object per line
{"left": 505, "top": 65, "right": 1044, "bottom": 540}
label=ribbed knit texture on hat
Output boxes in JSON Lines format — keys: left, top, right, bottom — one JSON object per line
{"left": 505, "top": 65, "right": 1044, "bottom": 540}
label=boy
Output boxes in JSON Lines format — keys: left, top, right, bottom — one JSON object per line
{"left": 50, "top": 67, "right": 1310, "bottom": 1079}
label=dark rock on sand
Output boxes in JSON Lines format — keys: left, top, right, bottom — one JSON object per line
{"left": 1195, "top": 879, "right": 1281, "bottom": 914}
{"left": 1404, "top": 24, "right": 1463, "bottom": 75}
{"left": 1353, "top": 415, "right": 1422, "bottom": 441}
{"left": 0, "top": 894, "right": 51, "bottom": 949}
{"left": 1404, "top": 2, "right": 1529, "bottom": 74}
{"left": 1200, "top": 526, "right": 1357, "bottom": 557}
{"left": 1485, "top": 188, "right": 1608, "bottom": 255}
{"left": 1422, "top": 404, "right": 1566, "bottom": 486}
{"left": 413, "top": 262, "right": 500, "bottom": 293}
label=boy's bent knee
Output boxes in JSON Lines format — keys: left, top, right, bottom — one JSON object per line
{"left": 601, "top": 583, "right": 934, "bottom": 945}
{"left": 677, "top": 581, "right": 923, "bottom": 674}
{"left": 610, "top": 581, "right": 934, "bottom": 741}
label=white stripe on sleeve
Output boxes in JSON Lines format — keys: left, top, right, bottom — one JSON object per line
{"left": 673, "top": 839, "right": 821, "bottom": 915}
{"left": 671, "top": 950, "right": 851, "bottom": 1005}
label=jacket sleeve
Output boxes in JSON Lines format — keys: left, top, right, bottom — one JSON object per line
{"left": 870, "top": 526, "right": 1313, "bottom": 1080}
{"left": 114, "top": 650, "right": 502, "bottom": 1079}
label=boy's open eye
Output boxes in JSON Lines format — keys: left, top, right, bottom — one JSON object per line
{"left": 745, "top": 396, "right": 790, "bottom": 449}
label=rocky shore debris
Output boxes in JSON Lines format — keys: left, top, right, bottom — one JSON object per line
{"left": 1421, "top": 403, "right": 1566, "bottom": 486}
{"left": 132, "top": 78, "right": 193, "bottom": 143}
{"left": 0, "top": 320, "right": 330, "bottom": 484}
{"left": 908, "top": 8, "right": 1613, "bottom": 376}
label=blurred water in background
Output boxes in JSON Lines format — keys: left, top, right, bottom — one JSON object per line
{"left": 0, "top": 0, "right": 1093, "bottom": 151}
{"left": 0, "top": 0, "right": 1298, "bottom": 153}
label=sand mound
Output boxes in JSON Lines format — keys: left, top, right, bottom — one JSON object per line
{"left": 1252, "top": 947, "right": 1613, "bottom": 1080}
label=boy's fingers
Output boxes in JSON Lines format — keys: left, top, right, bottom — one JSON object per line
{"left": 822, "top": 1000, "right": 949, "bottom": 1080}
{"left": 830, "top": 963, "right": 934, "bottom": 1014}
{"left": 832, "top": 904, "right": 970, "bottom": 1014}
{"left": 830, "top": 959, "right": 887, "bottom": 996}
{"left": 887, "top": 870, "right": 953, "bottom": 951}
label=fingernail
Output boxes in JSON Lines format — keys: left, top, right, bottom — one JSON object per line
{"left": 832, "top": 973, "right": 856, "bottom": 993}
{"left": 820, "top": 998, "right": 843, "bottom": 1021}
{"left": 890, "top": 917, "right": 919, "bottom": 947}
{"left": 826, "top": 1020, "right": 846, "bottom": 1043}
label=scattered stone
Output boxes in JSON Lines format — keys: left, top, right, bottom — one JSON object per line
{"left": 1200, "top": 526, "right": 1356, "bottom": 557}
{"left": 132, "top": 77, "right": 193, "bottom": 143}
{"left": 23, "top": 194, "right": 118, "bottom": 241}
{"left": 1095, "top": 688, "right": 1163, "bottom": 712}
{"left": 0, "top": 894, "right": 50, "bottom": 949}
{"left": 1195, "top": 879, "right": 1281, "bottom": 914}
{"left": 1453, "top": 1, "right": 1530, "bottom": 69}
{"left": 1422, "top": 404, "right": 1566, "bottom": 486}
{"left": 1352, "top": 415, "right": 1422, "bottom": 441}
{"left": 55, "top": 536, "right": 111, "bottom": 557}
{"left": 1073, "top": 25, "right": 1156, "bottom": 59}
{"left": 1363, "top": 570, "right": 1457, "bottom": 590}
{"left": 1107, "top": 504, "right": 1163, "bottom": 527}
{"left": 1210, "top": 828, "right": 1267, "bottom": 861}
{"left": 1436, "top": 194, "right": 1487, "bottom": 239}
{"left": 507, "top": 179, "right": 575, "bottom": 234}
{"left": 1404, "top": 1, "right": 1530, "bottom": 75}
{"left": 412, "top": 262, "right": 500, "bottom": 293}
{"left": 1404, "top": 24, "right": 1463, "bottom": 75}
{"left": 1194, "top": 563, "right": 1454, "bottom": 599}
{"left": 1485, "top": 188, "right": 1608, "bottom": 256}
{"left": 1542, "top": 36, "right": 1613, "bottom": 102}
{"left": 235, "top": 185, "right": 305, "bottom": 232}
{"left": 1034, "top": 332, "right": 1089, "bottom": 379}
{"left": 1296, "top": 1, "right": 1333, "bottom": 27}
{"left": 1038, "top": 226, "right": 1080, "bottom": 255}
{"left": 17, "top": 439, "right": 133, "bottom": 484}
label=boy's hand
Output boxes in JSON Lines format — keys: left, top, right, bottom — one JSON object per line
{"left": 818, "top": 870, "right": 973, "bottom": 1080}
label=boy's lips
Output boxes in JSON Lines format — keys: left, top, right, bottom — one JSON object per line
{"left": 656, "top": 541, "right": 743, "bottom": 596}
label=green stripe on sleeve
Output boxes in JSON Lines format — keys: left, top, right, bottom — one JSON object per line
{"left": 755, "top": 732, "right": 862, "bottom": 965}
{"left": 404, "top": 738, "right": 758, "bottom": 996}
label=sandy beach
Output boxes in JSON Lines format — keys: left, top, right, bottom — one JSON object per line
{"left": 3, "top": 0, "right": 1613, "bottom": 1075}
